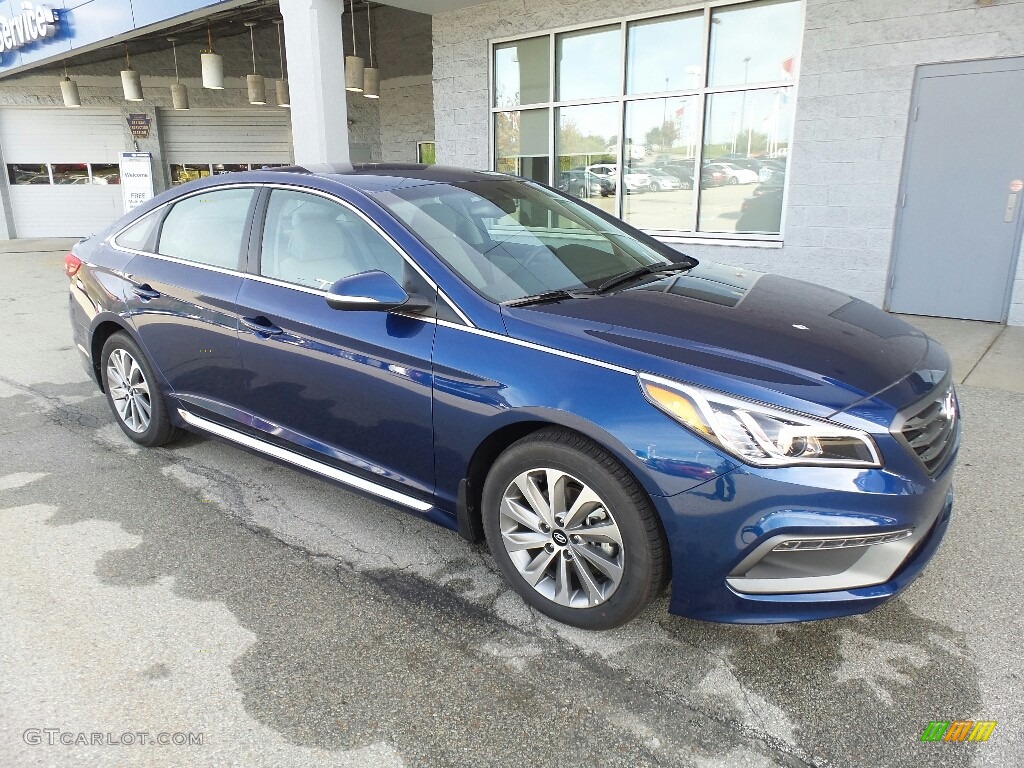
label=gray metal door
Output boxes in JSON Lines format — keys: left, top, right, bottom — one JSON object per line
{"left": 889, "top": 58, "right": 1024, "bottom": 322}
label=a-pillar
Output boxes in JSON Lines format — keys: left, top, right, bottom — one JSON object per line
{"left": 279, "top": 0, "right": 350, "bottom": 165}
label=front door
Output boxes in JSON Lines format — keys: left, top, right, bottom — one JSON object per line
{"left": 889, "top": 58, "right": 1024, "bottom": 321}
{"left": 236, "top": 187, "right": 437, "bottom": 499}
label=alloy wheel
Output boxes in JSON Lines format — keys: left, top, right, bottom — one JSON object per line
{"left": 106, "top": 348, "right": 152, "bottom": 433}
{"left": 499, "top": 468, "right": 624, "bottom": 608}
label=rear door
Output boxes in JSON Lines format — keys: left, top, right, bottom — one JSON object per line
{"left": 123, "top": 185, "right": 257, "bottom": 424}
{"left": 235, "top": 186, "right": 438, "bottom": 501}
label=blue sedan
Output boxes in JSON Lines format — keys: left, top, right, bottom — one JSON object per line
{"left": 65, "top": 165, "right": 959, "bottom": 629}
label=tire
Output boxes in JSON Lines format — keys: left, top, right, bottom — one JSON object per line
{"left": 727, "top": 176, "right": 738, "bottom": 185}
{"left": 649, "top": 182, "right": 660, "bottom": 193}
{"left": 482, "top": 428, "right": 668, "bottom": 629}
{"left": 680, "top": 180, "right": 693, "bottom": 190}
{"left": 100, "top": 332, "right": 183, "bottom": 447}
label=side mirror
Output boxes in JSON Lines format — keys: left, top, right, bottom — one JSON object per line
{"left": 325, "top": 270, "right": 430, "bottom": 313}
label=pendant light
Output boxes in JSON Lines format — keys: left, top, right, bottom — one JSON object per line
{"left": 60, "top": 61, "right": 81, "bottom": 108}
{"left": 168, "top": 37, "right": 189, "bottom": 110}
{"left": 274, "top": 20, "right": 290, "bottom": 108}
{"left": 121, "top": 44, "right": 143, "bottom": 101}
{"left": 344, "top": 0, "right": 364, "bottom": 92}
{"left": 201, "top": 25, "right": 224, "bottom": 89}
{"left": 244, "top": 21, "right": 266, "bottom": 105}
{"left": 363, "top": 4, "right": 379, "bottom": 99}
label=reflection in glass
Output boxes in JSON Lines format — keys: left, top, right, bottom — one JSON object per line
{"left": 90, "top": 163, "right": 120, "bottom": 184}
{"left": 51, "top": 163, "right": 90, "bottom": 184}
{"left": 708, "top": 0, "right": 801, "bottom": 88}
{"left": 556, "top": 103, "right": 618, "bottom": 216}
{"left": 698, "top": 88, "right": 791, "bottom": 234}
{"left": 169, "top": 164, "right": 212, "bottom": 185}
{"left": 495, "top": 108, "right": 550, "bottom": 184}
{"left": 626, "top": 13, "right": 704, "bottom": 94}
{"left": 556, "top": 26, "right": 620, "bottom": 102}
{"left": 494, "top": 37, "right": 550, "bottom": 107}
{"left": 212, "top": 164, "right": 250, "bottom": 175}
{"left": 7, "top": 164, "right": 49, "bottom": 185}
{"left": 623, "top": 97, "right": 698, "bottom": 230}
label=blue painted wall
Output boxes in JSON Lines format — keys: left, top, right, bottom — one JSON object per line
{"left": 0, "top": 0, "right": 236, "bottom": 72}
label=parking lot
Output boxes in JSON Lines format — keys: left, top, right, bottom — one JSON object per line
{"left": 1, "top": 241, "right": 1021, "bottom": 767}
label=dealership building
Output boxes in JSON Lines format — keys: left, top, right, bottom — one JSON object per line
{"left": 0, "top": 0, "right": 1021, "bottom": 324}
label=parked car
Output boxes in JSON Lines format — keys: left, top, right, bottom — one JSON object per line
{"left": 586, "top": 163, "right": 651, "bottom": 194}
{"left": 662, "top": 163, "right": 728, "bottom": 190}
{"left": 558, "top": 169, "right": 614, "bottom": 198}
{"left": 67, "top": 165, "right": 959, "bottom": 629}
{"left": 705, "top": 162, "right": 760, "bottom": 185}
{"left": 643, "top": 168, "right": 683, "bottom": 192}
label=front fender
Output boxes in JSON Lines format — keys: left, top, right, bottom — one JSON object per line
{"left": 431, "top": 323, "right": 738, "bottom": 510}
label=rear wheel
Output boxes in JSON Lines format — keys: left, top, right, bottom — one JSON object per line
{"left": 482, "top": 428, "right": 667, "bottom": 629}
{"left": 727, "top": 176, "right": 739, "bottom": 185}
{"left": 101, "top": 332, "right": 183, "bottom": 447}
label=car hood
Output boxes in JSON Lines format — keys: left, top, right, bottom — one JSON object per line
{"left": 500, "top": 262, "right": 940, "bottom": 418}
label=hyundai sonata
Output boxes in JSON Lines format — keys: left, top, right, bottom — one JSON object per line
{"left": 66, "top": 165, "right": 959, "bottom": 629}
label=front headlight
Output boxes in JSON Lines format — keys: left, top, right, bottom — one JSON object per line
{"left": 639, "top": 374, "right": 881, "bottom": 468}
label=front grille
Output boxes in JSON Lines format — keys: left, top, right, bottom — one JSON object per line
{"left": 894, "top": 381, "right": 959, "bottom": 476}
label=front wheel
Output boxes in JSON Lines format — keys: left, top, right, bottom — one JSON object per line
{"left": 101, "top": 332, "right": 183, "bottom": 447}
{"left": 482, "top": 428, "right": 668, "bottom": 629}
{"left": 727, "top": 176, "right": 739, "bottom": 185}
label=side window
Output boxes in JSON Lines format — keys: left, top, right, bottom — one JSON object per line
{"left": 158, "top": 187, "right": 255, "bottom": 269}
{"left": 260, "top": 189, "right": 407, "bottom": 290}
{"left": 114, "top": 210, "right": 160, "bottom": 252}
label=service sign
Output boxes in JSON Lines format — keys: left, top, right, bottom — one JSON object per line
{"left": 119, "top": 152, "right": 155, "bottom": 214}
{"left": 0, "top": 3, "right": 58, "bottom": 53}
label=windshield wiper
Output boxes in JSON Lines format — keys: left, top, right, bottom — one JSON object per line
{"left": 595, "top": 262, "right": 695, "bottom": 294}
{"left": 503, "top": 289, "right": 594, "bottom": 308}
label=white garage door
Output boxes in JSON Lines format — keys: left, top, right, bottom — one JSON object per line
{"left": 161, "top": 109, "right": 292, "bottom": 166}
{"left": 0, "top": 108, "right": 124, "bottom": 237}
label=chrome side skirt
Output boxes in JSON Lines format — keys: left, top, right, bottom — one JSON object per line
{"left": 176, "top": 408, "right": 434, "bottom": 512}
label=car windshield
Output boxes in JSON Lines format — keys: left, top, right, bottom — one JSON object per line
{"left": 373, "top": 178, "right": 692, "bottom": 303}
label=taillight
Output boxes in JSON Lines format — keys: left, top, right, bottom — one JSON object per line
{"left": 64, "top": 253, "right": 82, "bottom": 278}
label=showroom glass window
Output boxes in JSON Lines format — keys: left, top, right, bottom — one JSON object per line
{"left": 489, "top": 0, "right": 802, "bottom": 239}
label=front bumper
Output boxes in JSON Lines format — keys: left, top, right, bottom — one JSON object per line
{"left": 654, "top": 461, "right": 954, "bottom": 623}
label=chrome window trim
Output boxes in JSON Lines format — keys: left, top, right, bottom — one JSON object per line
{"left": 107, "top": 181, "right": 475, "bottom": 328}
{"left": 177, "top": 408, "right": 434, "bottom": 512}
{"left": 107, "top": 182, "right": 638, "bottom": 376}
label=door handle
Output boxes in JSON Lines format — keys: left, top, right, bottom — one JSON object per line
{"left": 241, "top": 316, "right": 284, "bottom": 337}
{"left": 130, "top": 283, "right": 160, "bottom": 300}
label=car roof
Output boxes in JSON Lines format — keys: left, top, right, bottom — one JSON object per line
{"left": 220, "top": 163, "right": 515, "bottom": 194}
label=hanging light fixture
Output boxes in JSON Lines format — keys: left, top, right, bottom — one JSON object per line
{"left": 121, "top": 44, "right": 143, "bottom": 101}
{"left": 274, "top": 20, "right": 289, "bottom": 108}
{"left": 60, "top": 61, "right": 81, "bottom": 108}
{"left": 168, "top": 37, "right": 189, "bottom": 110}
{"left": 363, "top": 4, "right": 379, "bottom": 99}
{"left": 244, "top": 21, "right": 266, "bottom": 105}
{"left": 344, "top": 0, "right": 364, "bottom": 92}
{"left": 201, "top": 25, "right": 224, "bottom": 89}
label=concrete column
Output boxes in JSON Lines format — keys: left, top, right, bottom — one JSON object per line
{"left": 279, "top": 0, "right": 350, "bottom": 165}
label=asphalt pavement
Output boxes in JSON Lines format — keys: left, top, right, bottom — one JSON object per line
{"left": 0, "top": 245, "right": 1021, "bottom": 768}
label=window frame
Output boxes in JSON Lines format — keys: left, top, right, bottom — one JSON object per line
{"left": 488, "top": 0, "right": 804, "bottom": 244}
{"left": 108, "top": 182, "right": 474, "bottom": 327}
